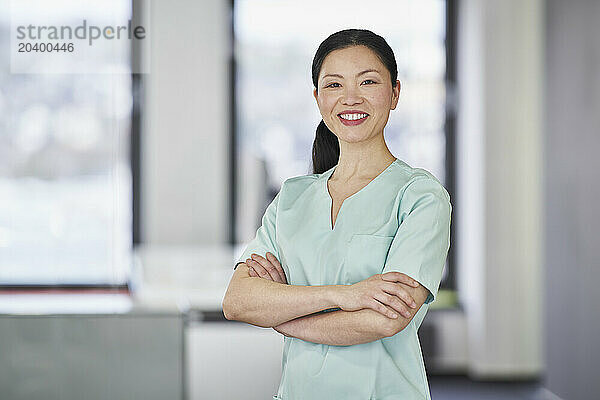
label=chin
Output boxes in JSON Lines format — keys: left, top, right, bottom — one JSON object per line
{"left": 338, "top": 130, "right": 371, "bottom": 143}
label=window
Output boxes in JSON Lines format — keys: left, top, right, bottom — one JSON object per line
{"left": 232, "top": 0, "right": 457, "bottom": 294}
{"left": 0, "top": 1, "right": 135, "bottom": 286}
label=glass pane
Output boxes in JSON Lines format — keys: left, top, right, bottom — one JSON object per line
{"left": 0, "top": 1, "right": 133, "bottom": 285}
{"left": 234, "top": 0, "right": 447, "bottom": 243}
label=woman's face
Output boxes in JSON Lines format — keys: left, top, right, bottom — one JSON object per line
{"left": 313, "top": 45, "right": 400, "bottom": 144}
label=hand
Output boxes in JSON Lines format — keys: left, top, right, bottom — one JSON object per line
{"left": 245, "top": 252, "right": 288, "bottom": 284}
{"left": 337, "top": 272, "right": 421, "bottom": 319}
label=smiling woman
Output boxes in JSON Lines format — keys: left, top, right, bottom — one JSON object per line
{"left": 223, "top": 29, "right": 452, "bottom": 400}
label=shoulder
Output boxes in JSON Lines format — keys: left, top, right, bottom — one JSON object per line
{"left": 281, "top": 173, "right": 319, "bottom": 193}
{"left": 389, "top": 161, "right": 451, "bottom": 220}
{"left": 391, "top": 159, "right": 451, "bottom": 203}
{"left": 276, "top": 173, "right": 320, "bottom": 208}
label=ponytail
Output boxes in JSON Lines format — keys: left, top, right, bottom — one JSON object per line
{"left": 311, "top": 120, "right": 339, "bottom": 174}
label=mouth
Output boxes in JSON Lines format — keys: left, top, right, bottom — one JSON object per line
{"left": 337, "top": 112, "right": 369, "bottom": 126}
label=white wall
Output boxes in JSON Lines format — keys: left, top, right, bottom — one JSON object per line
{"left": 141, "top": 0, "right": 230, "bottom": 245}
{"left": 544, "top": 1, "right": 600, "bottom": 398}
{"left": 456, "top": 0, "right": 544, "bottom": 377}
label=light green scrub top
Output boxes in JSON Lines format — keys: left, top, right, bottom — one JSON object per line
{"left": 234, "top": 158, "right": 452, "bottom": 400}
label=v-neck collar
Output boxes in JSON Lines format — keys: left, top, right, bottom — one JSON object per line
{"left": 321, "top": 158, "right": 398, "bottom": 231}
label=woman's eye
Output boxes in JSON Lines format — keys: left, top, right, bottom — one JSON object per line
{"left": 325, "top": 80, "right": 375, "bottom": 88}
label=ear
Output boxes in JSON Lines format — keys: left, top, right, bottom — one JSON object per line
{"left": 313, "top": 87, "right": 318, "bottom": 103}
{"left": 390, "top": 80, "right": 401, "bottom": 110}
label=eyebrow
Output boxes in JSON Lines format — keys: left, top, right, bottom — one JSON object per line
{"left": 320, "top": 69, "right": 381, "bottom": 82}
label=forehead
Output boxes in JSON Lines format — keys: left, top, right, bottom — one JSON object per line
{"left": 319, "top": 45, "right": 385, "bottom": 77}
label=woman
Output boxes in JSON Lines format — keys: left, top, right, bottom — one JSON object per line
{"left": 223, "top": 28, "right": 452, "bottom": 400}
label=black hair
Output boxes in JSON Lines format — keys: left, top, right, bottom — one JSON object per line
{"left": 311, "top": 28, "right": 399, "bottom": 174}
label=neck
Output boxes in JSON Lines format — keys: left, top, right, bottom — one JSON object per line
{"left": 332, "top": 133, "right": 396, "bottom": 181}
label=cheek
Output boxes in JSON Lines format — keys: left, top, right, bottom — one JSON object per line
{"left": 369, "top": 91, "right": 392, "bottom": 109}
{"left": 319, "top": 94, "right": 337, "bottom": 111}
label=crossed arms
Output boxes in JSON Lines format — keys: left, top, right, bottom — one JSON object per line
{"left": 222, "top": 258, "right": 430, "bottom": 346}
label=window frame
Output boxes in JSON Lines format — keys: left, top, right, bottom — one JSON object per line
{"left": 0, "top": 0, "right": 138, "bottom": 291}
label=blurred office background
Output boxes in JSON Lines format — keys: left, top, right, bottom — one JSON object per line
{"left": 0, "top": 0, "right": 598, "bottom": 399}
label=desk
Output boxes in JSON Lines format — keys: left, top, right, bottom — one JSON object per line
{"left": 0, "top": 303, "right": 184, "bottom": 400}
{"left": 0, "top": 244, "right": 284, "bottom": 400}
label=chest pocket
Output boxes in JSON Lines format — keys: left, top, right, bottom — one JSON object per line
{"left": 343, "top": 234, "right": 394, "bottom": 284}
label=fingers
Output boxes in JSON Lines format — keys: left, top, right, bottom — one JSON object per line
{"left": 246, "top": 253, "right": 286, "bottom": 283}
{"left": 373, "top": 291, "right": 412, "bottom": 318}
{"left": 381, "top": 271, "right": 420, "bottom": 288}
{"left": 383, "top": 282, "right": 418, "bottom": 309}
{"left": 266, "top": 252, "right": 287, "bottom": 284}
{"left": 256, "top": 252, "right": 285, "bottom": 282}
{"left": 370, "top": 298, "right": 400, "bottom": 319}
{"left": 245, "top": 256, "right": 275, "bottom": 281}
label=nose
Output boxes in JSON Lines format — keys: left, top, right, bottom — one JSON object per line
{"left": 341, "top": 84, "right": 363, "bottom": 105}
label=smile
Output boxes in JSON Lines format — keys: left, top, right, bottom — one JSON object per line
{"left": 337, "top": 112, "right": 369, "bottom": 126}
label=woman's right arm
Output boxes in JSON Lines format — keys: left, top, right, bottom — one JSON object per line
{"left": 222, "top": 262, "right": 345, "bottom": 328}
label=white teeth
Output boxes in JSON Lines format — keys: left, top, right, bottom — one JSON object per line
{"left": 339, "top": 113, "right": 368, "bottom": 120}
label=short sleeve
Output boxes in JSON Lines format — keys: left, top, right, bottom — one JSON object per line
{"left": 382, "top": 178, "right": 452, "bottom": 304}
{"left": 234, "top": 190, "right": 281, "bottom": 270}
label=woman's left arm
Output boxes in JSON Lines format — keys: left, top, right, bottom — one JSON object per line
{"left": 246, "top": 253, "right": 426, "bottom": 345}
{"left": 273, "top": 308, "right": 384, "bottom": 346}
{"left": 273, "top": 308, "right": 391, "bottom": 346}
{"left": 272, "top": 282, "right": 428, "bottom": 346}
